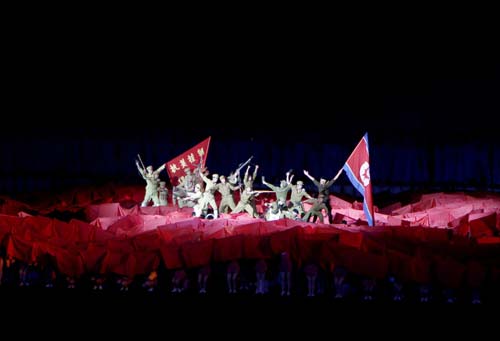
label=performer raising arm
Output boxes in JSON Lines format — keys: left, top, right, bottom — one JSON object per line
{"left": 303, "top": 170, "right": 340, "bottom": 223}
{"left": 136, "top": 159, "right": 165, "bottom": 207}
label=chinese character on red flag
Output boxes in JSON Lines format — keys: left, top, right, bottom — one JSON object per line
{"left": 166, "top": 137, "right": 211, "bottom": 186}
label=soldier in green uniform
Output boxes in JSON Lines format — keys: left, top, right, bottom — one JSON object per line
{"left": 261, "top": 171, "right": 292, "bottom": 210}
{"left": 243, "top": 164, "right": 259, "bottom": 190}
{"left": 135, "top": 161, "right": 165, "bottom": 207}
{"left": 233, "top": 187, "right": 261, "bottom": 218}
{"left": 216, "top": 175, "right": 240, "bottom": 214}
{"left": 303, "top": 170, "right": 339, "bottom": 223}
{"left": 303, "top": 194, "right": 328, "bottom": 223}
{"left": 243, "top": 164, "right": 259, "bottom": 215}
{"left": 288, "top": 180, "right": 313, "bottom": 218}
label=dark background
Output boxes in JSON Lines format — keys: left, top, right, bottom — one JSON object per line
{"left": 2, "top": 25, "right": 499, "bottom": 200}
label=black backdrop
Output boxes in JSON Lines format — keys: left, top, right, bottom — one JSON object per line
{"left": 2, "top": 37, "right": 499, "bottom": 199}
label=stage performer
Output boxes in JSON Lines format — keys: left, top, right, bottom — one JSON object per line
{"left": 279, "top": 251, "right": 292, "bottom": 296}
{"left": 303, "top": 170, "right": 339, "bottom": 223}
{"left": 171, "top": 269, "right": 188, "bottom": 293}
{"left": 227, "top": 260, "right": 240, "bottom": 294}
{"left": 255, "top": 259, "right": 268, "bottom": 294}
{"left": 244, "top": 164, "right": 259, "bottom": 190}
{"left": 136, "top": 160, "right": 165, "bottom": 207}
{"left": 199, "top": 170, "right": 219, "bottom": 218}
{"left": 261, "top": 171, "right": 292, "bottom": 210}
{"left": 216, "top": 175, "right": 240, "bottom": 214}
{"left": 173, "top": 168, "right": 196, "bottom": 206}
{"left": 304, "top": 262, "right": 319, "bottom": 297}
{"left": 233, "top": 187, "right": 261, "bottom": 218}
{"left": 303, "top": 194, "right": 328, "bottom": 223}
{"left": 264, "top": 201, "right": 284, "bottom": 221}
{"left": 289, "top": 180, "right": 313, "bottom": 218}
{"left": 198, "top": 265, "right": 211, "bottom": 294}
{"left": 158, "top": 181, "right": 169, "bottom": 206}
{"left": 182, "top": 183, "right": 204, "bottom": 216}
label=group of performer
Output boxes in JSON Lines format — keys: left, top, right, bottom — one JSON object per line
{"left": 135, "top": 157, "right": 340, "bottom": 223}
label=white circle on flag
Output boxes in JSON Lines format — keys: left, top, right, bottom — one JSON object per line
{"left": 360, "top": 161, "right": 370, "bottom": 186}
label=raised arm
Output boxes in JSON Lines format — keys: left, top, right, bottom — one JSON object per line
{"left": 200, "top": 169, "right": 211, "bottom": 185}
{"left": 326, "top": 170, "right": 342, "bottom": 188}
{"left": 327, "top": 168, "right": 343, "bottom": 186}
{"left": 244, "top": 165, "right": 250, "bottom": 182}
{"left": 252, "top": 165, "right": 259, "bottom": 180}
{"left": 136, "top": 161, "right": 146, "bottom": 178}
{"left": 261, "top": 176, "right": 277, "bottom": 191}
{"left": 303, "top": 170, "right": 315, "bottom": 182}
{"left": 154, "top": 163, "right": 166, "bottom": 174}
{"left": 135, "top": 160, "right": 143, "bottom": 173}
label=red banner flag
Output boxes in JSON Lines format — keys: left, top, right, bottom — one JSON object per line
{"left": 166, "top": 137, "right": 211, "bottom": 186}
{"left": 342, "top": 133, "right": 375, "bottom": 226}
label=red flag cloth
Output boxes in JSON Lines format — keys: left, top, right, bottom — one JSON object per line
{"left": 166, "top": 136, "right": 211, "bottom": 186}
{"left": 342, "top": 133, "right": 375, "bottom": 226}
{"left": 181, "top": 239, "right": 214, "bottom": 268}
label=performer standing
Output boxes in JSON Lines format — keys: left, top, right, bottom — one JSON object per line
{"left": 243, "top": 164, "right": 259, "bottom": 190}
{"left": 199, "top": 170, "right": 219, "bottom": 218}
{"left": 216, "top": 175, "right": 240, "bottom": 214}
{"left": 303, "top": 170, "right": 338, "bottom": 223}
{"left": 136, "top": 159, "right": 165, "bottom": 207}
{"left": 243, "top": 165, "right": 259, "bottom": 215}
{"left": 289, "top": 180, "right": 313, "bottom": 218}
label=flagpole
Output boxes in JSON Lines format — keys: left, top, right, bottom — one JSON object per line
{"left": 202, "top": 136, "right": 211, "bottom": 168}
